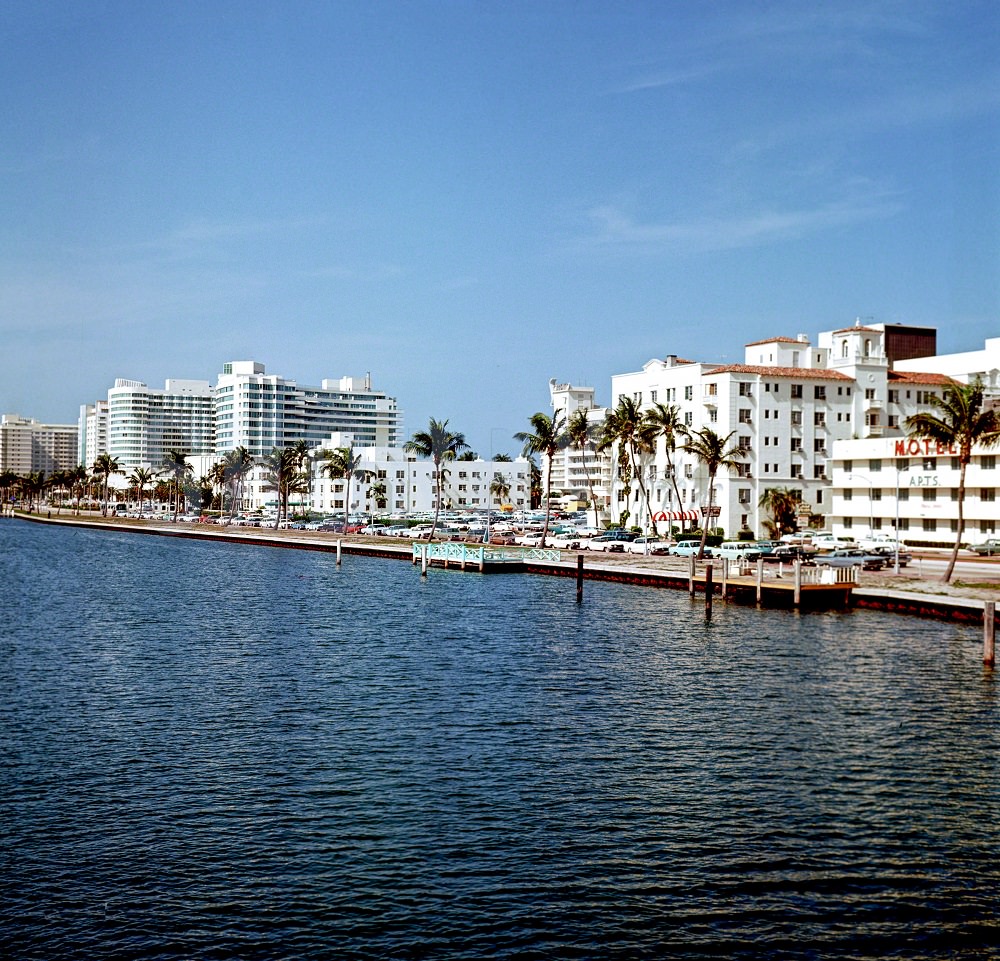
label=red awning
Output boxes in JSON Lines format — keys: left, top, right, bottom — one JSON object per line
{"left": 652, "top": 510, "right": 698, "bottom": 522}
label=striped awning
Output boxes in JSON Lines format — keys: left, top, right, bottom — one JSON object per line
{"left": 652, "top": 510, "right": 699, "bottom": 522}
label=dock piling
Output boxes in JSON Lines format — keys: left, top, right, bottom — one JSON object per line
{"left": 336, "top": 539, "right": 342, "bottom": 566}
{"left": 704, "top": 563, "right": 713, "bottom": 621}
{"left": 756, "top": 557, "right": 764, "bottom": 606}
{"left": 985, "top": 601, "right": 996, "bottom": 667}
{"left": 576, "top": 554, "right": 584, "bottom": 603}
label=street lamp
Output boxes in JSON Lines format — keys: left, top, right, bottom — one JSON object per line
{"left": 894, "top": 462, "right": 910, "bottom": 575}
{"left": 847, "top": 472, "right": 875, "bottom": 537}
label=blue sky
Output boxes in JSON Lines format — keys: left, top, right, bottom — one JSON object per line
{"left": 2, "top": 1, "right": 998, "bottom": 458}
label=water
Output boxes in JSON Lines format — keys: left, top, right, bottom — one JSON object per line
{"left": 2, "top": 519, "right": 998, "bottom": 959}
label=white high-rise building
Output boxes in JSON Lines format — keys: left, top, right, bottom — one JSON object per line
{"left": 78, "top": 400, "right": 109, "bottom": 469}
{"left": 107, "top": 378, "right": 216, "bottom": 472}
{"left": 214, "top": 361, "right": 403, "bottom": 458}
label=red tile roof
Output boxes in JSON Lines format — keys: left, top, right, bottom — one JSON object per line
{"left": 744, "top": 336, "right": 809, "bottom": 347}
{"left": 832, "top": 325, "right": 881, "bottom": 334}
{"left": 702, "top": 364, "right": 853, "bottom": 380}
{"left": 888, "top": 370, "right": 957, "bottom": 386}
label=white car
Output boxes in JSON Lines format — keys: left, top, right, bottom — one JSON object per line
{"left": 626, "top": 536, "right": 669, "bottom": 555}
{"left": 549, "top": 531, "right": 584, "bottom": 549}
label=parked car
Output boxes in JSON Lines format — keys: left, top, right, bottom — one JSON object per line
{"left": 626, "top": 536, "right": 670, "bottom": 555}
{"left": 715, "top": 541, "right": 763, "bottom": 562}
{"left": 587, "top": 531, "right": 636, "bottom": 552}
{"left": 969, "top": 538, "right": 1000, "bottom": 556}
{"left": 813, "top": 549, "right": 886, "bottom": 571}
{"left": 765, "top": 545, "right": 817, "bottom": 564}
{"left": 489, "top": 532, "right": 517, "bottom": 546}
{"left": 669, "top": 542, "right": 713, "bottom": 557}
{"left": 549, "top": 531, "right": 584, "bottom": 549}
{"left": 868, "top": 545, "right": 912, "bottom": 567}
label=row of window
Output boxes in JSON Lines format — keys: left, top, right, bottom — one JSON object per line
{"left": 844, "top": 455, "right": 997, "bottom": 472}
{"left": 843, "top": 517, "right": 997, "bottom": 534}
{"left": 843, "top": 488, "right": 996, "bottom": 502}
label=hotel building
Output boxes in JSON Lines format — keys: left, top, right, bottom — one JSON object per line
{"left": 0, "top": 414, "right": 79, "bottom": 475}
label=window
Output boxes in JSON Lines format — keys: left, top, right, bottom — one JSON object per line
{"left": 843, "top": 489, "right": 853, "bottom": 501}
{"left": 814, "top": 385, "right": 826, "bottom": 400}
{"left": 791, "top": 411, "right": 802, "bottom": 426}
{"left": 981, "top": 488, "right": 996, "bottom": 502}
{"left": 709, "top": 409, "right": 717, "bottom": 423}
{"left": 898, "top": 489, "right": 909, "bottom": 501}
{"left": 844, "top": 517, "right": 853, "bottom": 529}
{"left": 739, "top": 409, "right": 752, "bottom": 424}
{"left": 813, "top": 439, "right": 826, "bottom": 453}
{"left": 738, "top": 382, "right": 753, "bottom": 397}
{"left": 869, "top": 459, "right": 882, "bottom": 473}
{"left": 888, "top": 389, "right": 899, "bottom": 403}
{"left": 922, "top": 489, "right": 936, "bottom": 502}
{"left": 684, "top": 411, "right": 693, "bottom": 426}
{"left": 872, "top": 489, "right": 882, "bottom": 501}
{"left": 791, "top": 384, "right": 803, "bottom": 399}
{"left": 950, "top": 457, "right": 960, "bottom": 470}
{"left": 844, "top": 460, "right": 853, "bottom": 472}
{"left": 982, "top": 455, "right": 996, "bottom": 470}
{"left": 790, "top": 438, "right": 802, "bottom": 452}
{"left": 923, "top": 519, "right": 937, "bottom": 532}
{"left": 651, "top": 390, "right": 658, "bottom": 403}
{"left": 888, "top": 415, "right": 898, "bottom": 428}
{"left": 814, "top": 412, "right": 826, "bottom": 427}
{"left": 738, "top": 489, "right": 751, "bottom": 504}
{"left": 684, "top": 386, "right": 693, "bottom": 401}
{"left": 791, "top": 464, "right": 803, "bottom": 478}
{"left": 922, "top": 457, "right": 937, "bottom": 470}
{"left": 739, "top": 435, "right": 751, "bottom": 450}
{"left": 865, "top": 388, "right": 876, "bottom": 400}
{"left": 684, "top": 464, "right": 693, "bottom": 478}
{"left": 983, "top": 520, "right": 997, "bottom": 534}
{"left": 813, "top": 465, "right": 825, "bottom": 479}
{"left": 898, "top": 518, "right": 909, "bottom": 531}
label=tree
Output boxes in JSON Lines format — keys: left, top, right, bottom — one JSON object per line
{"left": 489, "top": 471, "right": 511, "bottom": 510}
{"left": 642, "top": 402, "right": 688, "bottom": 533}
{"left": 322, "top": 446, "right": 375, "bottom": 533}
{"left": 129, "top": 467, "right": 155, "bottom": 510}
{"left": 161, "top": 449, "right": 193, "bottom": 522}
{"left": 514, "top": 411, "right": 567, "bottom": 547}
{"left": 493, "top": 453, "right": 513, "bottom": 462}
{"left": 598, "top": 397, "right": 655, "bottom": 533}
{"left": 567, "top": 408, "right": 601, "bottom": 529}
{"left": 456, "top": 450, "right": 478, "bottom": 461}
{"left": 403, "top": 418, "right": 469, "bottom": 541}
{"left": 0, "top": 469, "right": 18, "bottom": 514}
{"left": 92, "top": 453, "right": 123, "bottom": 516}
{"left": 679, "top": 428, "right": 748, "bottom": 559}
{"left": 759, "top": 487, "right": 803, "bottom": 538}
{"left": 221, "top": 446, "right": 255, "bottom": 524}
{"left": 905, "top": 378, "right": 1000, "bottom": 583}
{"left": 369, "top": 481, "right": 388, "bottom": 511}
{"left": 260, "top": 447, "right": 299, "bottom": 528}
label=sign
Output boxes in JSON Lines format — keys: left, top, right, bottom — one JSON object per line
{"left": 700, "top": 506, "right": 721, "bottom": 517}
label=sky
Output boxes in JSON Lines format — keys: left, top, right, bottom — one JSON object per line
{"left": 2, "top": 1, "right": 998, "bottom": 459}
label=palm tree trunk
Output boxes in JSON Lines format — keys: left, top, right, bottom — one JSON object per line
{"left": 541, "top": 459, "right": 553, "bottom": 547}
{"left": 698, "top": 471, "right": 716, "bottom": 559}
{"left": 943, "top": 462, "right": 966, "bottom": 583}
{"left": 429, "top": 462, "right": 442, "bottom": 541}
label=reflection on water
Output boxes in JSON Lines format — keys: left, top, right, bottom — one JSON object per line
{"left": 1, "top": 519, "right": 998, "bottom": 959}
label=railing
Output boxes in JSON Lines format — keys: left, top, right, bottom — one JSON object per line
{"left": 413, "top": 543, "right": 561, "bottom": 566}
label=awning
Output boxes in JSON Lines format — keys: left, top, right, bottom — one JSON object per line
{"left": 652, "top": 510, "right": 699, "bottom": 522}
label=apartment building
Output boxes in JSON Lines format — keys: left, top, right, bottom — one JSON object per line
{"left": 214, "top": 361, "right": 403, "bottom": 458}
{"left": 78, "top": 400, "right": 109, "bottom": 469}
{"left": 0, "top": 414, "right": 79, "bottom": 475}
{"left": 554, "top": 322, "right": 958, "bottom": 537}
{"left": 546, "top": 380, "right": 611, "bottom": 517}
{"left": 105, "top": 378, "right": 216, "bottom": 472}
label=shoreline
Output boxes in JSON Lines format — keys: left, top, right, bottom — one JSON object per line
{"left": 10, "top": 510, "right": 998, "bottom": 628}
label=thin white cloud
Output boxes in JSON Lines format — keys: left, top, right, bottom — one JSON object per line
{"left": 581, "top": 193, "right": 903, "bottom": 254}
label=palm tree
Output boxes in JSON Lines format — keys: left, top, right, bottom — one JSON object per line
{"left": 514, "top": 411, "right": 567, "bottom": 548}
{"left": 643, "top": 402, "right": 688, "bottom": 533}
{"left": 905, "top": 378, "right": 1000, "bottom": 583}
{"left": 598, "top": 397, "right": 655, "bottom": 532}
{"left": 260, "top": 447, "right": 299, "bottom": 528}
{"left": 221, "top": 446, "right": 255, "bottom": 524}
{"left": 92, "top": 453, "right": 123, "bottom": 516}
{"left": 65, "top": 465, "right": 88, "bottom": 514}
{"left": 493, "top": 453, "right": 513, "bottom": 462}
{"left": 161, "top": 449, "right": 193, "bottom": 522}
{"left": 489, "top": 471, "right": 511, "bottom": 510}
{"left": 680, "top": 428, "right": 748, "bottom": 559}
{"left": 759, "top": 487, "right": 803, "bottom": 538}
{"left": 129, "top": 467, "right": 155, "bottom": 511}
{"left": 0, "top": 469, "right": 18, "bottom": 515}
{"left": 403, "top": 418, "right": 469, "bottom": 541}
{"left": 567, "top": 408, "right": 602, "bottom": 530}
{"left": 322, "top": 446, "right": 375, "bottom": 533}
{"left": 370, "top": 481, "right": 388, "bottom": 512}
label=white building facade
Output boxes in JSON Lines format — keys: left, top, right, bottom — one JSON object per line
{"left": 214, "top": 361, "right": 403, "bottom": 459}
{"left": 555, "top": 322, "right": 962, "bottom": 538}
{"left": 107, "top": 378, "right": 216, "bottom": 472}
{"left": 78, "top": 401, "right": 109, "bottom": 469}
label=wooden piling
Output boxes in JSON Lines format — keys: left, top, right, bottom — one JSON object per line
{"left": 793, "top": 559, "right": 802, "bottom": 608}
{"left": 985, "top": 601, "right": 996, "bottom": 667}
{"left": 689, "top": 555, "right": 696, "bottom": 596}
{"left": 721, "top": 557, "right": 729, "bottom": 595}
{"left": 336, "top": 539, "right": 342, "bottom": 566}
{"left": 421, "top": 544, "right": 428, "bottom": 577}
{"left": 704, "top": 563, "right": 713, "bottom": 620}
{"left": 756, "top": 557, "right": 764, "bottom": 606}
{"left": 576, "top": 554, "right": 584, "bottom": 604}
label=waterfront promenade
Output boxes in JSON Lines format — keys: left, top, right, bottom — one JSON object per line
{"left": 10, "top": 510, "right": 1000, "bottom": 625}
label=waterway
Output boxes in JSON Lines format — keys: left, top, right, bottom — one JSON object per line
{"left": 2, "top": 518, "right": 998, "bottom": 959}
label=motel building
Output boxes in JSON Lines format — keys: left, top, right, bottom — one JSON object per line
{"left": 829, "top": 436, "right": 999, "bottom": 549}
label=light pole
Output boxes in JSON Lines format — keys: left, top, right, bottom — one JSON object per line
{"left": 894, "top": 462, "right": 910, "bottom": 575}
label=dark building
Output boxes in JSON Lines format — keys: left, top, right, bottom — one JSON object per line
{"left": 875, "top": 323, "right": 937, "bottom": 367}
